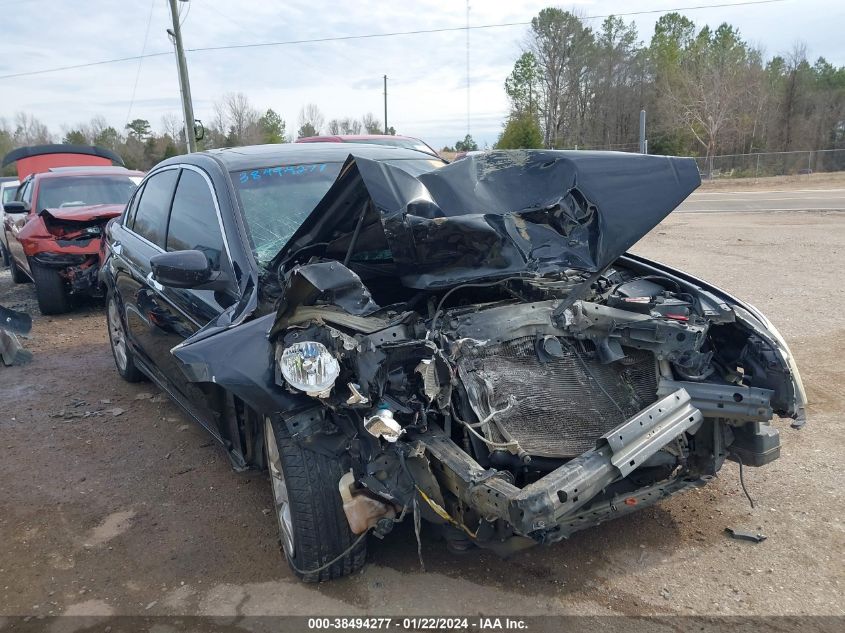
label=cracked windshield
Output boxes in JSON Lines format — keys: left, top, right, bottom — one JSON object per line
{"left": 232, "top": 157, "right": 443, "bottom": 265}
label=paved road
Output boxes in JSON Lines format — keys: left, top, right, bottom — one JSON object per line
{"left": 677, "top": 187, "right": 845, "bottom": 212}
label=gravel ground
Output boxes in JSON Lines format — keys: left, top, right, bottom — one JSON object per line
{"left": 697, "top": 171, "right": 845, "bottom": 191}
{"left": 0, "top": 210, "right": 842, "bottom": 619}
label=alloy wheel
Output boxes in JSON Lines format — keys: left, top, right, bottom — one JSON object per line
{"left": 265, "top": 417, "right": 295, "bottom": 558}
{"left": 108, "top": 298, "right": 128, "bottom": 371}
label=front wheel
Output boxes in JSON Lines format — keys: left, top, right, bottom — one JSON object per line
{"left": 264, "top": 416, "right": 366, "bottom": 582}
{"left": 30, "top": 261, "right": 71, "bottom": 315}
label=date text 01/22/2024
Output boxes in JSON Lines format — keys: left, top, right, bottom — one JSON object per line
{"left": 306, "top": 617, "right": 529, "bottom": 630}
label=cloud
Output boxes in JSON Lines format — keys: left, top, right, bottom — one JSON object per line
{"left": 0, "top": 0, "right": 842, "bottom": 149}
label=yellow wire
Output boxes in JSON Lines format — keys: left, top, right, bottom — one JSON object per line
{"left": 416, "top": 486, "right": 477, "bottom": 539}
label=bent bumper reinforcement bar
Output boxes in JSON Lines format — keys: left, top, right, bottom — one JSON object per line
{"left": 418, "top": 388, "right": 703, "bottom": 536}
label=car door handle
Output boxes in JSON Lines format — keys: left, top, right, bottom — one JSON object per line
{"left": 145, "top": 271, "right": 164, "bottom": 292}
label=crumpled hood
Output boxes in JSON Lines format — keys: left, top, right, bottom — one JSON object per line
{"left": 270, "top": 150, "right": 701, "bottom": 289}
{"left": 39, "top": 203, "right": 125, "bottom": 223}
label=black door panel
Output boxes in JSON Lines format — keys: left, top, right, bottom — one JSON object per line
{"left": 112, "top": 165, "right": 239, "bottom": 441}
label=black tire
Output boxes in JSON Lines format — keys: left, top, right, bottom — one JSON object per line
{"left": 1, "top": 242, "right": 8, "bottom": 267}
{"left": 8, "top": 254, "right": 30, "bottom": 284}
{"left": 30, "top": 261, "right": 72, "bottom": 315}
{"left": 107, "top": 293, "right": 145, "bottom": 383}
{"left": 264, "top": 416, "right": 366, "bottom": 582}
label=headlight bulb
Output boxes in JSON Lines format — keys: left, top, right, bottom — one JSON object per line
{"left": 278, "top": 341, "right": 340, "bottom": 397}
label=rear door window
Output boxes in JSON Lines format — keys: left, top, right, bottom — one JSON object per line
{"left": 132, "top": 169, "right": 178, "bottom": 248}
{"left": 124, "top": 183, "right": 145, "bottom": 229}
{"left": 166, "top": 170, "right": 226, "bottom": 269}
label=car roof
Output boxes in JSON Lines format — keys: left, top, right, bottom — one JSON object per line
{"left": 185, "top": 142, "right": 442, "bottom": 172}
{"left": 33, "top": 167, "right": 144, "bottom": 180}
{"left": 0, "top": 176, "right": 18, "bottom": 184}
{"left": 298, "top": 134, "right": 420, "bottom": 142}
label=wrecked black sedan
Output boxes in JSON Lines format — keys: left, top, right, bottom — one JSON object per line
{"left": 102, "top": 144, "right": 806, "bottom": 582}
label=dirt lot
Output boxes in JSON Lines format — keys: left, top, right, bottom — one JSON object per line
{"left": 1, "top": 209, "right": 843, "bottom": 620}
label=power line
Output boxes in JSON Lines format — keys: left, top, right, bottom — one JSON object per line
{"left": 0, "top": 0, "right": 788, "bottom": 81}
{"left": 125, "top": 0, "right": 157, "bottom": 129}
{"left": 185, "top": 0, "right": 787, "bottom": 54}
{"left": 0, "top": 52, "right": 171, "bottom": 80}
{"left": 179, "top": 0, "right": 192, "bottom": 28}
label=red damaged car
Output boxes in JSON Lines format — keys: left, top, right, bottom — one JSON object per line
{"left": 2, "top": 145, "right": 141, "bottom": 315}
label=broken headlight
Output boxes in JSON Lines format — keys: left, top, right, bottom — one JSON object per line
{"left": 278, "top": 341, "right": 340, "bottom": 397}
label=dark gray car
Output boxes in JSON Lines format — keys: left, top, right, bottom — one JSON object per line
{"left": 101, "top": 144, "right": 806, "bottom": 582}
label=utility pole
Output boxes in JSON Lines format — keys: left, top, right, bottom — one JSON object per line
{"left": 383, "top": 75, "right": 388, "bottom": 135}
{"left": 639, "top": 109, "right": 647, "bottom": 154}
{"left": 168, "top": 0, "right": 196, "bottom": 153}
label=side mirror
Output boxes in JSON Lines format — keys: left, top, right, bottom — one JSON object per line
{"left": 3, "top": 201, "right": 28, "bottom": 214}
{"left": 150, "top": 250, "right": 225, "bottom": 290}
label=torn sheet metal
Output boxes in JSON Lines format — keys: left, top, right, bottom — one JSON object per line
{"left": 0, "top": 305, "right": 32, "bottom": 366}
{"left": 172, "top": 312, "right": 310, "bottom": 414}
{"left": 0, "top": 329, "right": 30, "bottom": 366}
{"left": 270, "top": 150, "right": 701, "bottom": 288}
{"left": 272, "top": 260, "right": 380, "bottom": 336}
{"left": 725, "top": 527, "right": 767, "bottom": 543}
{"left": 0, "top": 305, "right": 32, "bottom": 335}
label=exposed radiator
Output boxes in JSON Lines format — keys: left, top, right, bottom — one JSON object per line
{"left": 456, "top": 336, "right": 659, "bottom": 458}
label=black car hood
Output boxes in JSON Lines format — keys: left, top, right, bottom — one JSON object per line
{"left": 269, "top": 150, "right": 700, "bottom": 289}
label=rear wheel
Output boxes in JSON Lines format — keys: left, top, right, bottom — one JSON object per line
{"left": 107, "top": 293, "right": 144, "bottom": 382}
{"left": 264, "top": 416, "right": 366, "bottom": 582}
{"left": 8, "top": 254, "right": 29, "bottom": 284}
{"left": 1, "top": 242, "right": 8, "bottom": 267}
{"left": 30, "top": 261, "right": 72, "bottom": 315}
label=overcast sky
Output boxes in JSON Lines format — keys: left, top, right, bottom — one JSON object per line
{"left": 1, "top": 0, "right": 842, "bottom": 149}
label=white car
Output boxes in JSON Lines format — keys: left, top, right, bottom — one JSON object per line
{"left": 0, "top": 177, "right": 20, "bottom": 266}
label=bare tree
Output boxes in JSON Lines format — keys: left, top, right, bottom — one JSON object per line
{"left": 297, "top": 103, "right": 325, "bottom": 138}
{"left": 662, "top": 24, "right": 760, "bottom": 173}
{"left": 526, "top": 8, "right": 595, "bottom": 147}
{"left": 204, "top": 93, "right": 261, "bottom": 147}
{"left": 326, "top": 117, "right": 361, "bottom": 135}
{"left": 361, "top": 113, "right": 382, "bottom": 134}
{"left": 161, "top": 112, "right": 183, "bottom": 141}
{"left": 781, "top": 43, "right": 809, "bottom": 149}
{"left": 224, "top": 92, "right": 261, "bottom": 145}
{"left": 340, "top": 117, "right": 362, "bottom": 135}
{"left": 589, "top": 16, "right": 640, "bottom": 148}
{"left": 13, "top": 112, "right": 52, "bottom": 145}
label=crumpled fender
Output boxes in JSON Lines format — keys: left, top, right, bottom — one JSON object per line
{"left": 172, "top": 312, "right": 311, "bottom": 414}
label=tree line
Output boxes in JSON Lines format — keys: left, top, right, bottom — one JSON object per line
{"left": 4, "top": 8, "right": 843, "bottom": 171}
{"left": 495, "top": 8, "right": 845, "bottom": 165}
{"left": 0, "top": 95, "right": 392, "bottom": 174}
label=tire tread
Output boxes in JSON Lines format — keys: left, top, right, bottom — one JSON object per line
{"left": 270, "top": 419, "right": 366, "bottom": 582}
{"left": 30, "top": 261, "right": 71, "bottom": 315}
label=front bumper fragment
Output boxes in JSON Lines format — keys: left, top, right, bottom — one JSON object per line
{"left": 31, "top": 252, "right": 88, "bottom": 268}
{"left": 418, "top": 388, "right": 703, "bottom": 538}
